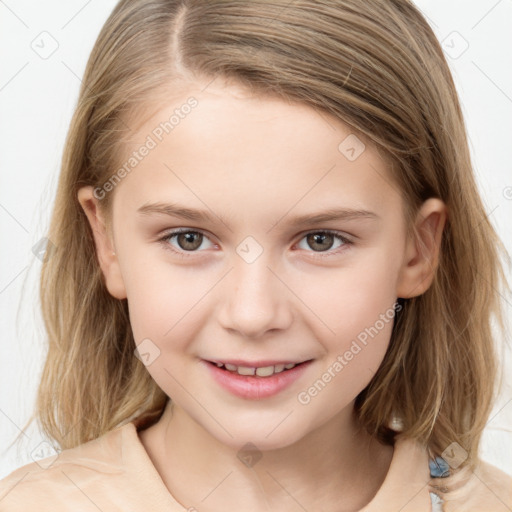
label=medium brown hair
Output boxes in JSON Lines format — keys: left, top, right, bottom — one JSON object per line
{"left": 12, "top": 0, "right": 509, "bottom": 498}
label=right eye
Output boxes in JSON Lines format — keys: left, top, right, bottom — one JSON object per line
{"left": 158, "top": 228, "right": 216, "bottom": 256}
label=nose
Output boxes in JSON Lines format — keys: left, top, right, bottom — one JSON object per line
{"left": 217, "top": 256, "right": 293, "bottom": 339}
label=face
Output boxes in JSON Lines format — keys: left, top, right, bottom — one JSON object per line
{"left": 81, "top": 79, "right": 438, "bottom": 451}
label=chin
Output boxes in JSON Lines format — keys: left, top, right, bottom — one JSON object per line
{"left": 207, "top": 420, "right": 307, "bottom": 453}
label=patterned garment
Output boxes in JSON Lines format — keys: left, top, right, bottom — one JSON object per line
{"left": 428, "top": 456, "right": 451, "bottom": 511}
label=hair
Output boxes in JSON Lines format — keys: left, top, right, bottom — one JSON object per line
{"left": 11, "top": 0, "right": 509, "bottom": 500}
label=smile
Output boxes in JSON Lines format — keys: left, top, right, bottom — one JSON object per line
{"left": 202, "top": 359, "right": 314, "bottom": 400}
{"left": 208, "top": 361, "right": 304, "bottom": 377}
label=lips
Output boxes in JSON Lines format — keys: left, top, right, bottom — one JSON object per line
{"left": 203, "top": 358, "right": 313, "bottom": 400}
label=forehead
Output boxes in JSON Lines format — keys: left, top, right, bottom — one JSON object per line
{"left": 112, "top": 81, "right": 403, "bottom": 225}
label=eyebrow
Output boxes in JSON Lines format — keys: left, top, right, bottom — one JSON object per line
{"left": 137, "top": 201, "right": 379, "bottom": 228}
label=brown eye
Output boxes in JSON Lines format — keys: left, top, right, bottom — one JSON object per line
{"left": 159, "top": 229, "right": 214, "bottom": 254}
{"left": 175, "top": 232, "right": 203, "bottom": 251}
{"left": 305, "top": 232, "right": 336, "bottom": 252}
{"left": 297, "top": 231, "right": 351, "bottom": 254}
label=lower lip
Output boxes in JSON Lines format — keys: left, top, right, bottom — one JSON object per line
{"left": 202, "top": 360, "right": 313, "bottom": 400}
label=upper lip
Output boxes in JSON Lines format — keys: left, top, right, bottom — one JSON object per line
{"left": 205, "top": 358, "right": 312, "bottom": 368}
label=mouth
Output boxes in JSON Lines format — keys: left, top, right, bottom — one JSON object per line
{"left": 202, "top": 358, "right": 314, "bottom": 400}
{"left": 204, "top": 359, "right": 313, "bottom": 378}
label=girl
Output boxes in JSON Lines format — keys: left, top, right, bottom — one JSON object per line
{"left": 1, "top": 0, "right": 511, "bottom": 510}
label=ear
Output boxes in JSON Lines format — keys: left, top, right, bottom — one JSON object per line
{"left": 77, "top": 186, "right": 127, "bottom": 300}
{"left": 396, "top": 198, "right": 447, "bottom": 298}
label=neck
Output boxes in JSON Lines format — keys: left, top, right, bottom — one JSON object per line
{"left": 138, "top": 400, "right": 394, "bottom": 512}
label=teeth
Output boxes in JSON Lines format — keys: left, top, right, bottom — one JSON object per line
{"left": 216, "top": 362, "right": 300, "bottom": 377}
{"left": 237, "top": 366, "right": 256, "bottom": 376}
{"left": 256, "top": 366, "right": 275, "bottom": 377}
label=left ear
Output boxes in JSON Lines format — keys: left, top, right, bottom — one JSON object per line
{"left": 396, "top": 198, "right": 447, "bottom": 298}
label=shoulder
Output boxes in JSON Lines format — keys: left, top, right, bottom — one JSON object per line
{"left": 0, "top": 422, "right": 132, "bottom": 511}
{"left": 396, "top": 435, "right": 512, "bottom": 512}
{"left": 434, "top": 459, "right": 512, "bottom": 512}
{"left": 466, "top": 460, "right": 512, "bottom": 510}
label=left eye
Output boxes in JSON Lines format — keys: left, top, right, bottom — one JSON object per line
{"left": 158, "top": 228, "right": 352, "bottom": 258}
{"left": 296, "top": 231, "right": 351, "bottom": 255}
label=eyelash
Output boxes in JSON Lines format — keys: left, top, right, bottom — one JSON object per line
{"left": 157, "top": 228, "right": 353, "bottom": 260}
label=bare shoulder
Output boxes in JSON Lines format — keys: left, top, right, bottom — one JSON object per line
{"left": 443, "top": 460, "right": 512, "bottom": 512}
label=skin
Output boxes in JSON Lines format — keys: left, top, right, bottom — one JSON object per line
{"left": 78, "top": 78, "right": 447, "bottom": 511}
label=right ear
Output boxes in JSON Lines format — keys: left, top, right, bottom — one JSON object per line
{"left": 77, "top": 186, "right": 127, "bottom": 299}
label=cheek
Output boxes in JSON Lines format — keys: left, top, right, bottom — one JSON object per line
{"left": 123, "top": 260, "right": 213, "bottom": 394}
{"left": 294, "top": 258, "right": 399, "bottom": 417}
{"left": 120, "top": 249, "right": 207, "bottom": 350}
{"left": 298, "top": 250, "right": 400, "bottom": 362}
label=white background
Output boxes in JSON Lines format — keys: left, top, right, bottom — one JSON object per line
{"left": 1, "top": 0, "right": 511, "bottom": 480}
